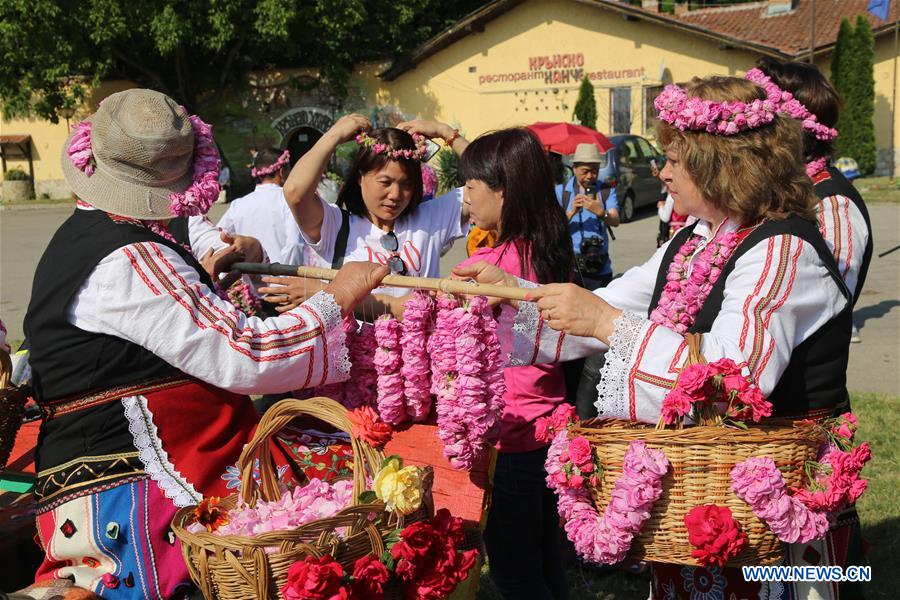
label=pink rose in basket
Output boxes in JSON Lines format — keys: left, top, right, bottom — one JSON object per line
{"left": 660, "top": 387, "right": 694, "bottom": 425}
{"left": 678, "top": 364, "right": 713, "bottom": 401}
{"left": 568, "top": 437, "right": 593, "bottom": 470}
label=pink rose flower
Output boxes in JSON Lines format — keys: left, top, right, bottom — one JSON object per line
{"left": 568, "top": 437, "right": 593, "bottom": 469}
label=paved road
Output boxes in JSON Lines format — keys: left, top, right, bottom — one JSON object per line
{"left": 2, "top": 202, "right": 899, "bottom": 394}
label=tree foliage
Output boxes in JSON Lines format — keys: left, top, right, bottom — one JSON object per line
{"left": 850, "top": 15, "right": 877, "bottom": 175}
{"left": 831, "top": 16, "right": 877, "bottom": 175}
{"left": 573, "top": 75, "right": 597, "bottom": 129}
{"left": 0, "top": 0, "right": 484, "bottom": 122}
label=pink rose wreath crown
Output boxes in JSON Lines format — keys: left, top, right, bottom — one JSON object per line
{"left": 356, "top": 130, "right": 431, "bottom": 161}
{"left": 745, "top": 67, "right": 838, "bottom": 178}
{"left": 653, "top": 83, "right": 778, "bottom": 136}
{"left": 250, "top": 149, "right": 290, "bottom": 179}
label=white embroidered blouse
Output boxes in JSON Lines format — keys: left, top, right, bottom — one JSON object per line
{"left": 498, "top": 218, "right": 848, "bottom": 424}
{"left": 65, "top": 209, "right": 349, "bottom": 396}
{"left": 816, "top": 194, "right": 869, "bottom": 296}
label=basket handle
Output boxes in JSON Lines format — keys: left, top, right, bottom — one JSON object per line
{"left": 236, "top": 397, "right": 384, "bottom": 506}
{"left": 655, "top": 333, "right": 707, "bottom": 430}
{"left": 685, "top": 332, "right": 707, "bottom": 367}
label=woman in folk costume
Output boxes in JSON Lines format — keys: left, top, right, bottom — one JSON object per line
{"left": 748, "top": 58, "right": 874, "bottom": 308}
{"left": 23, "top": 89, "right": 388, "bottom": 597}
{"left": 456, "top": 76, "right": 862, "bottom": 599}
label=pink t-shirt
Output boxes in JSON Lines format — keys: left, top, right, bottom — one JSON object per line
{"left": 458, "top": 240, "right": 567, "bottom": 453}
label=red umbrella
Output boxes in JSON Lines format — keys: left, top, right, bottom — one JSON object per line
{"left": 526, "top": 121, "right": 613, "bottom": 155}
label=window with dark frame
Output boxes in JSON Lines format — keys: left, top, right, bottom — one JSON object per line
{"left": 643, "top": 85, "right": 664, "bottom": 136}
{"left": 610, "top": 87, "right": 632, "bottom": 135}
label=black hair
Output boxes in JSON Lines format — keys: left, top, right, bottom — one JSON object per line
{"left": 253, "top": 146, "right": 287, "bottom": 182}
{"left": 755, "top": 56, "right": 841, "bottom": 161}
{"left": 336, "top": 128, "right": 424, "bottom": 218}
{"left": 459, "top": 128, "right": 575, "bottom": 284}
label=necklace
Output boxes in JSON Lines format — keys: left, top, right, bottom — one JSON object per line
{"left": 649, "top": 228, "right": 742, "bottom": 334}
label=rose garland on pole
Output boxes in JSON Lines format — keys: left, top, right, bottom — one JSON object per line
{"left": 400, "top": 291, "right": 435, "bottom": 422}
{"left": 374, "top": 315, "right": 407, "bottom": 425}
{"left": 433, "top": 296, "right": 505, "bottom": 470}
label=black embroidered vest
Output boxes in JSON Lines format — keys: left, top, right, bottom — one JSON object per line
{"left": 648, "top": 217, "right": 851, "bottom": 417}
{"left": 24, "top": 210, "right": 212, "bottom": 402}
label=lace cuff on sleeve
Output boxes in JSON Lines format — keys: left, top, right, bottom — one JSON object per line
{"left": 303, "top": 291, "right": 351, "bottom": 383}
{"left": 595, "top": 310, "right": 650, "bottom": 420}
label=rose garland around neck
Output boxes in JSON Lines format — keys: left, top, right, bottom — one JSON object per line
{"left": 805, "top": 156, "right": 829, "bottom": 178}
{"left": 649, "top": 230, "right": 741, "bottom": 334}
{"left": 250, "top": 149, "right": 290, "bottom": 179}
{"left": 544, "top": 413, "right": 669, "bottom": 565}
{"left": 67, "top": 113, "right": 220, "bottom": 218}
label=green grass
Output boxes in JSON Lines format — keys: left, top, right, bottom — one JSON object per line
{"left": 852, "top": 392, "right": 898, "bottom": 599}
{"left": 475, "top": 392, "right": 898, "bottom": 599}
{"left": 856, "top": 176, "right": 900, "bottom": 203}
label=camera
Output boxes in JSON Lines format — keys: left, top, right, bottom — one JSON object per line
{"left": 578, "top": 236, "right": 608, "bottom": 275}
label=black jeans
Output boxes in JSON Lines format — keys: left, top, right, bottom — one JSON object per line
{"left": 484, "top": 447, "right": 568, "bottom": 600}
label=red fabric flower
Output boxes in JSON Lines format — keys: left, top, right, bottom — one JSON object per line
{"left": 281, "top": 556, "right": 348, "bottom": 600}
{"left": 684, "top": 504, "right": 748, "bottom": 567}
{"left": 348, "top": 406, "right": 393, "bottom": 447}
{"left": 349, "top": 555, "right": 390, "bottom": 600}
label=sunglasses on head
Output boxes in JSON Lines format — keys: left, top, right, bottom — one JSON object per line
{"left": 380, "top": 231, "right": 408, "bottom": 275}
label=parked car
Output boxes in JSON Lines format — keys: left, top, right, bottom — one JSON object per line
{"left": 604, "top": 135, "right": 666, "bottom": 222}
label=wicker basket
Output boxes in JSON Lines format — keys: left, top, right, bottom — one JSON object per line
{"left": 572, "top": 334, "right": 827, "bottom": 567}
{"left": 0, "top": 349, "right": 27, "bottom": 471}
{"left": 172, "top": 397, "right": 427, "bottom": 599}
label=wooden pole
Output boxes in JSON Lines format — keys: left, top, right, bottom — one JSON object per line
{"left": 892, "top": 1, "right": 899, "bottom": 177}
{"left": 809, "top": 0, "right": 816, "bottom": 64}
{"left": 233, "top": 262, "right": 534, "bottom": 302}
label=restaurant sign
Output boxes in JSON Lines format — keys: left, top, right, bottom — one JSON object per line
{"left": 478, "top": 53, "right": 646, "bottom": 87}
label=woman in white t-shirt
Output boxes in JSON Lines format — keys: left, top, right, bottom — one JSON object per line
{"left": 261, "top": 115, "right": 470, "bottom": 314}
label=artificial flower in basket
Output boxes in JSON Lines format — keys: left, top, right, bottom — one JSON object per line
{"left": 542, "top": 340, "right": 872, "bottom": 568}
{"left": 279, "top": 508, "right": 479, "bottom": 600}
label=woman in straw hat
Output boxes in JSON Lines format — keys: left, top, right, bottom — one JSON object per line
{"left": 23, "top": 88, "right": 387, "bottom": 596}
{"left": 456, "top": 76, "right": 862, "bottom": 599}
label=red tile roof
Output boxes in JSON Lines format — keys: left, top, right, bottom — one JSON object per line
{"left": 381, "top": 0, "right": 897, "bottom": 80}
{"left": 662, "top": 0, "right": 894, "bottom": 58}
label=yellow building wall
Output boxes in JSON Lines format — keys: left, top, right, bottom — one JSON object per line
{"left": 355, "top": 0, "right": 760, "bottom": 141}
{"left": 2, "top": 0, "right": 898, "bottom": 189}
{"left": 872, "top": 35, "right": 899, "bottom": 174}
{"left": 1, "top": 80, "right": 135, "bottom": 196}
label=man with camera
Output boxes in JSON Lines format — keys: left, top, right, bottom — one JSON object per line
{"left": 556, "top": 143, "right": 620, "bottom": 290}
